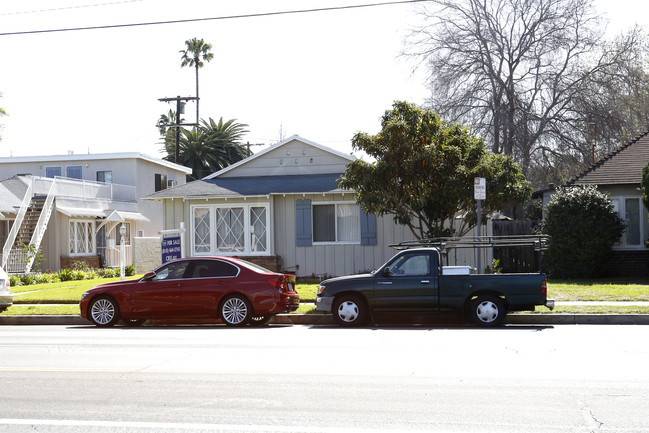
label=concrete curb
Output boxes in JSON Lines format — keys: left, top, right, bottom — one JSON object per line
{"left": 1, "top": 313, "right": 649, "bottom": 326}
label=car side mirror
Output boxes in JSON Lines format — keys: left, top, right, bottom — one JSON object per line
{"left": 141, "top": 271, "right": 155, "bottom": 282}
{"left": 382, "top": 268, "right": 393, "bottom": 278}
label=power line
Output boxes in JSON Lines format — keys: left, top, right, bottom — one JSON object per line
{"left": 0, "top": 0, "right": 143, "bottom": 16}
{"left": 0, "top": 0, "right": 429, "bottom": 36}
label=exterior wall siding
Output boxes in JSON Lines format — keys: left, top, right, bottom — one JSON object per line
{"left": 219, "top": 139, "right": 352, "bottom": 178}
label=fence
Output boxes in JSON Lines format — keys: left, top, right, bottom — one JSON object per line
{"left": 492, "top": 220, "right": 541, "bottom": 273}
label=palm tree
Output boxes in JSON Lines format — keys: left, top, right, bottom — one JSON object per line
{"left": 162, "top": 117, "right": 250, "bottom": 180}
{"left": 200, "top": 117, "right": 251, "bottom": 170}
{"left": 179, "top": 38, "right": 214, "bottom": 126}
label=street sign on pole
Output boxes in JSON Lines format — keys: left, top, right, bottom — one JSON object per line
{"left": 474, "top": 177, "right": 486, "bottom": 273}
{"left": 474, "top": 177, "right": 486, "bottom": 200}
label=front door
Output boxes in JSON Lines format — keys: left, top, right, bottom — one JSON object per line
{"left": 373, "top": 251, "right": 438, "bottom": 311}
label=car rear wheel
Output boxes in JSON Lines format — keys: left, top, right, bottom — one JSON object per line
{"left": 220, "top": 295, "right": 252, "bottom": 326}
{"left": 88, "top": 296, "right": 121, "bottom": 327}
{"left": 469, "top": 295, "right": 506, "bottom": 326}
{"left": 332, "top": 295, "right": 367, "bottom": 327}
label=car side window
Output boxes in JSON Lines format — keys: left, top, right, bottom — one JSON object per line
{"left": 188, "top": 260, "right": 239, "bottom": 278}
{"left": 152, "top": 261, "right": 189, "bottom": 281}
{"left": 388, "top": 253, "right": 430, "bottom": 277}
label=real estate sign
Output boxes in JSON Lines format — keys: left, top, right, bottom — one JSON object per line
{"left": 161, "top": 235, "right": 182, "bottom": 264}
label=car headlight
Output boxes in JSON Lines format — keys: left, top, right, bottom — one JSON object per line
{"left": 80, "top": 292, "right": 90, "bottom": 300}
{"left": 317, "top": 285, "right": 325, "bottom": 295}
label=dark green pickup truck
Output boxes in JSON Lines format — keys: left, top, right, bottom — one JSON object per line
{"left": 315, "top": 240, "right": 554, "bottom": 327}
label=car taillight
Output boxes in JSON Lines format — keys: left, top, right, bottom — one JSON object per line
{"left": 268, "top": 275, "right": 295, "bottom": 292}
{"left": 541, "top": 279, "right": 547, "bottom": 296}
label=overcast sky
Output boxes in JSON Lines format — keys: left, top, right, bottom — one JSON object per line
{"left": 0, "top": 0, "right": 644, "bottom": 160}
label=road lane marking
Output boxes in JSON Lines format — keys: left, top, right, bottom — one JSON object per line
{"left": 0, "top": 419, "right": 405, "bottom": 432}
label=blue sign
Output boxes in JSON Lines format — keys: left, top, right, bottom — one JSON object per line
{"left": 161, "top": 235, "right": 182, "bottom": 264}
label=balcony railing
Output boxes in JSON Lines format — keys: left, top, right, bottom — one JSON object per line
{"left": 31, "top": 176, "right": 137, "bottom": 202}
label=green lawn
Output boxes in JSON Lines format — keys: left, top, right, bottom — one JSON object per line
{"left": 547, "top": 279, "right": 649, "bottom": 301}
{"left": 3, "top": 276, "right": 649, "bottom": 316}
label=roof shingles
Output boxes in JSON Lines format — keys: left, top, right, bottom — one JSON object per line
{"left": 146, "top": 173, "right": 347, "bottom": 200}
{"left": 568, "top": 131, "right": 649, "bottom": 186}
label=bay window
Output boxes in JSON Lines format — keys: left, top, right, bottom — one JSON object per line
{"left": 191, "top": 204, "right": 269, "bottom": 255}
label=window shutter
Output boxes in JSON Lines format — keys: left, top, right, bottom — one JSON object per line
{"left": 295, "top": 199, "right": 312, "bottom": 247}
{"left": 360, "top": 210, "right": 377, "bottom": 246}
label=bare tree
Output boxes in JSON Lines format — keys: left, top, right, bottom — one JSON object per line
{"left": 407, "top": 0, "right": 644, "bottom": 187}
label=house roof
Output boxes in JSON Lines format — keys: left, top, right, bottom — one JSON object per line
{"left": 0, "top": 152, "right": 192, "bottom": 174}
{"left": 145, "top": 173, "right": 347, "bottom": 200}
{"left": 203, "top": 135, "right": 355, "bottom": 180}
{"left": 0, "top": 176, "right": 28, "bottom": 215}
{"left": 568, "top": 130, "right": 649, "bottom": 186}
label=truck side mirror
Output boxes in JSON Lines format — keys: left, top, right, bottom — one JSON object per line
{"left": 382, "top": 268, "right": 393, "bottom": 278}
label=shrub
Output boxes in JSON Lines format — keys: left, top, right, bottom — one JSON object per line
{"left": 538, "top": 185, "right": 625, "bottom": 278}
{"left": 58, "top": 268, "right": 75, "bottom": 282}
{"left": 125, "top": 264, "right": 136, "bottom": 276}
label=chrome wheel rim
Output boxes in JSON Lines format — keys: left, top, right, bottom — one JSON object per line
{"left": 337, "top": 301, "right": 359, "bottom": 323}
{"left": 91, "top": 298, "right": 115, "bottom": 325}
{"left": 222, "top": 297, "right": 248, "bottom": 325}
{"left": 475, "top": 300, "right": 499, "bottom": 323}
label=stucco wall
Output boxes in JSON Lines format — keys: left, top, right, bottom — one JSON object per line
{"left": 133, "top": 237, "right": 161, "bottom": 273}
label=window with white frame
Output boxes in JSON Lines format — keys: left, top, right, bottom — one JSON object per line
{"left": 69, "top": 220, "right": 95, "bottom": 255}
{"left": 313, "top": 203, "right": 360, "bottom": 243}
{"left": 191, "top": 204, "right": 269, "bottom": 255}
{"left": 612, "top": 197, "right": 644, "bottom": 248}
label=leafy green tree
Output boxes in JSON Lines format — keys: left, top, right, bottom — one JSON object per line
{"left": 538, "top": 186, "right": 625, "bottom": 278}
{"left": 162, "top": 117, "right": 250, "bottom": 180}
{"left": 180, "top": 38, "right": 214, "bottom": 126}
{"left": 339, "top": 101, "right": 532, "bottom": 239}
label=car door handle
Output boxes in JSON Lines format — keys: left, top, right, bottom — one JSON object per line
{"left": 420, "top": 280, "right": 430, "bottom": 284}
{"left": 378, "top": 281, "right": 393, "bottom": 285}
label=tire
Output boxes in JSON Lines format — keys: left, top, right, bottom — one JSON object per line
{"left": 249, "top": 315, "right": 273, "bottom": 326}
{"left": 332, "top": 295, "right": 367, "bottom": 327}
{"left": 469, "top": 295, "right": 506, "bottom": 327}
{"left": 88, "top": 296, "right": 121, "bottom": 327}
{"left": 220, "top": 295, "right": 252, "bottom": 326}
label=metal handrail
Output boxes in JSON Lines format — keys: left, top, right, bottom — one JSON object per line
{"left": 1, "top": 180, "right": 33, "bottom": 270}
{"left": 25, "top": 180, "right": 57, "bottom": 273}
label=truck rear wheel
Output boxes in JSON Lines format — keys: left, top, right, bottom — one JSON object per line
{"left": 469, "top": 295, "right": 506, "bottom": 327}
{"left": 332, "top": 295, "right": 367, "bottom": 327}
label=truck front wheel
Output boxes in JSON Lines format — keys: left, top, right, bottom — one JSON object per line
{"left": 332, "top": 295, "right": 367, "bottom": 327}
{"left": 469, "top": 295, "right": 506, "bottom": 327}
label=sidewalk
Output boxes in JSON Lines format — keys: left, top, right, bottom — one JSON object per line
{"left": 2, "top": 302, "right": 649, "bottom": 326}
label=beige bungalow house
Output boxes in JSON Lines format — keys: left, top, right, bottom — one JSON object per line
{"left": 146, "top": 135, "right": 488, "bottom": 278}
{"left": 0, "top": 152, "right": 191, "bottom": 273}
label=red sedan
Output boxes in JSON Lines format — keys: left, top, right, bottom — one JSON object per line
{"left": 79, "top": 257, "right": 299, "bottom": 327}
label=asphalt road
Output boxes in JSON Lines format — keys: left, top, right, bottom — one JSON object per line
{"left": 0, "top": 324, "right": 648, "bottom": 433}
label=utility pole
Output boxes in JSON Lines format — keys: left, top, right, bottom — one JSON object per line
{"left": 157, "top": 96, "right": 198, "bottom": 163}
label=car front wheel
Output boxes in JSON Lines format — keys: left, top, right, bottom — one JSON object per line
{"left": 220, "top": 295, "right": 252, "bottom": 326}
{"left": 469, "top": 295, "right": 506, "bottom": 326}
{"left": 332, "top": 295, "right": 367, "bottom": 327}
{"left": 88, "top": 296, "right": 121, "bottom": 327}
